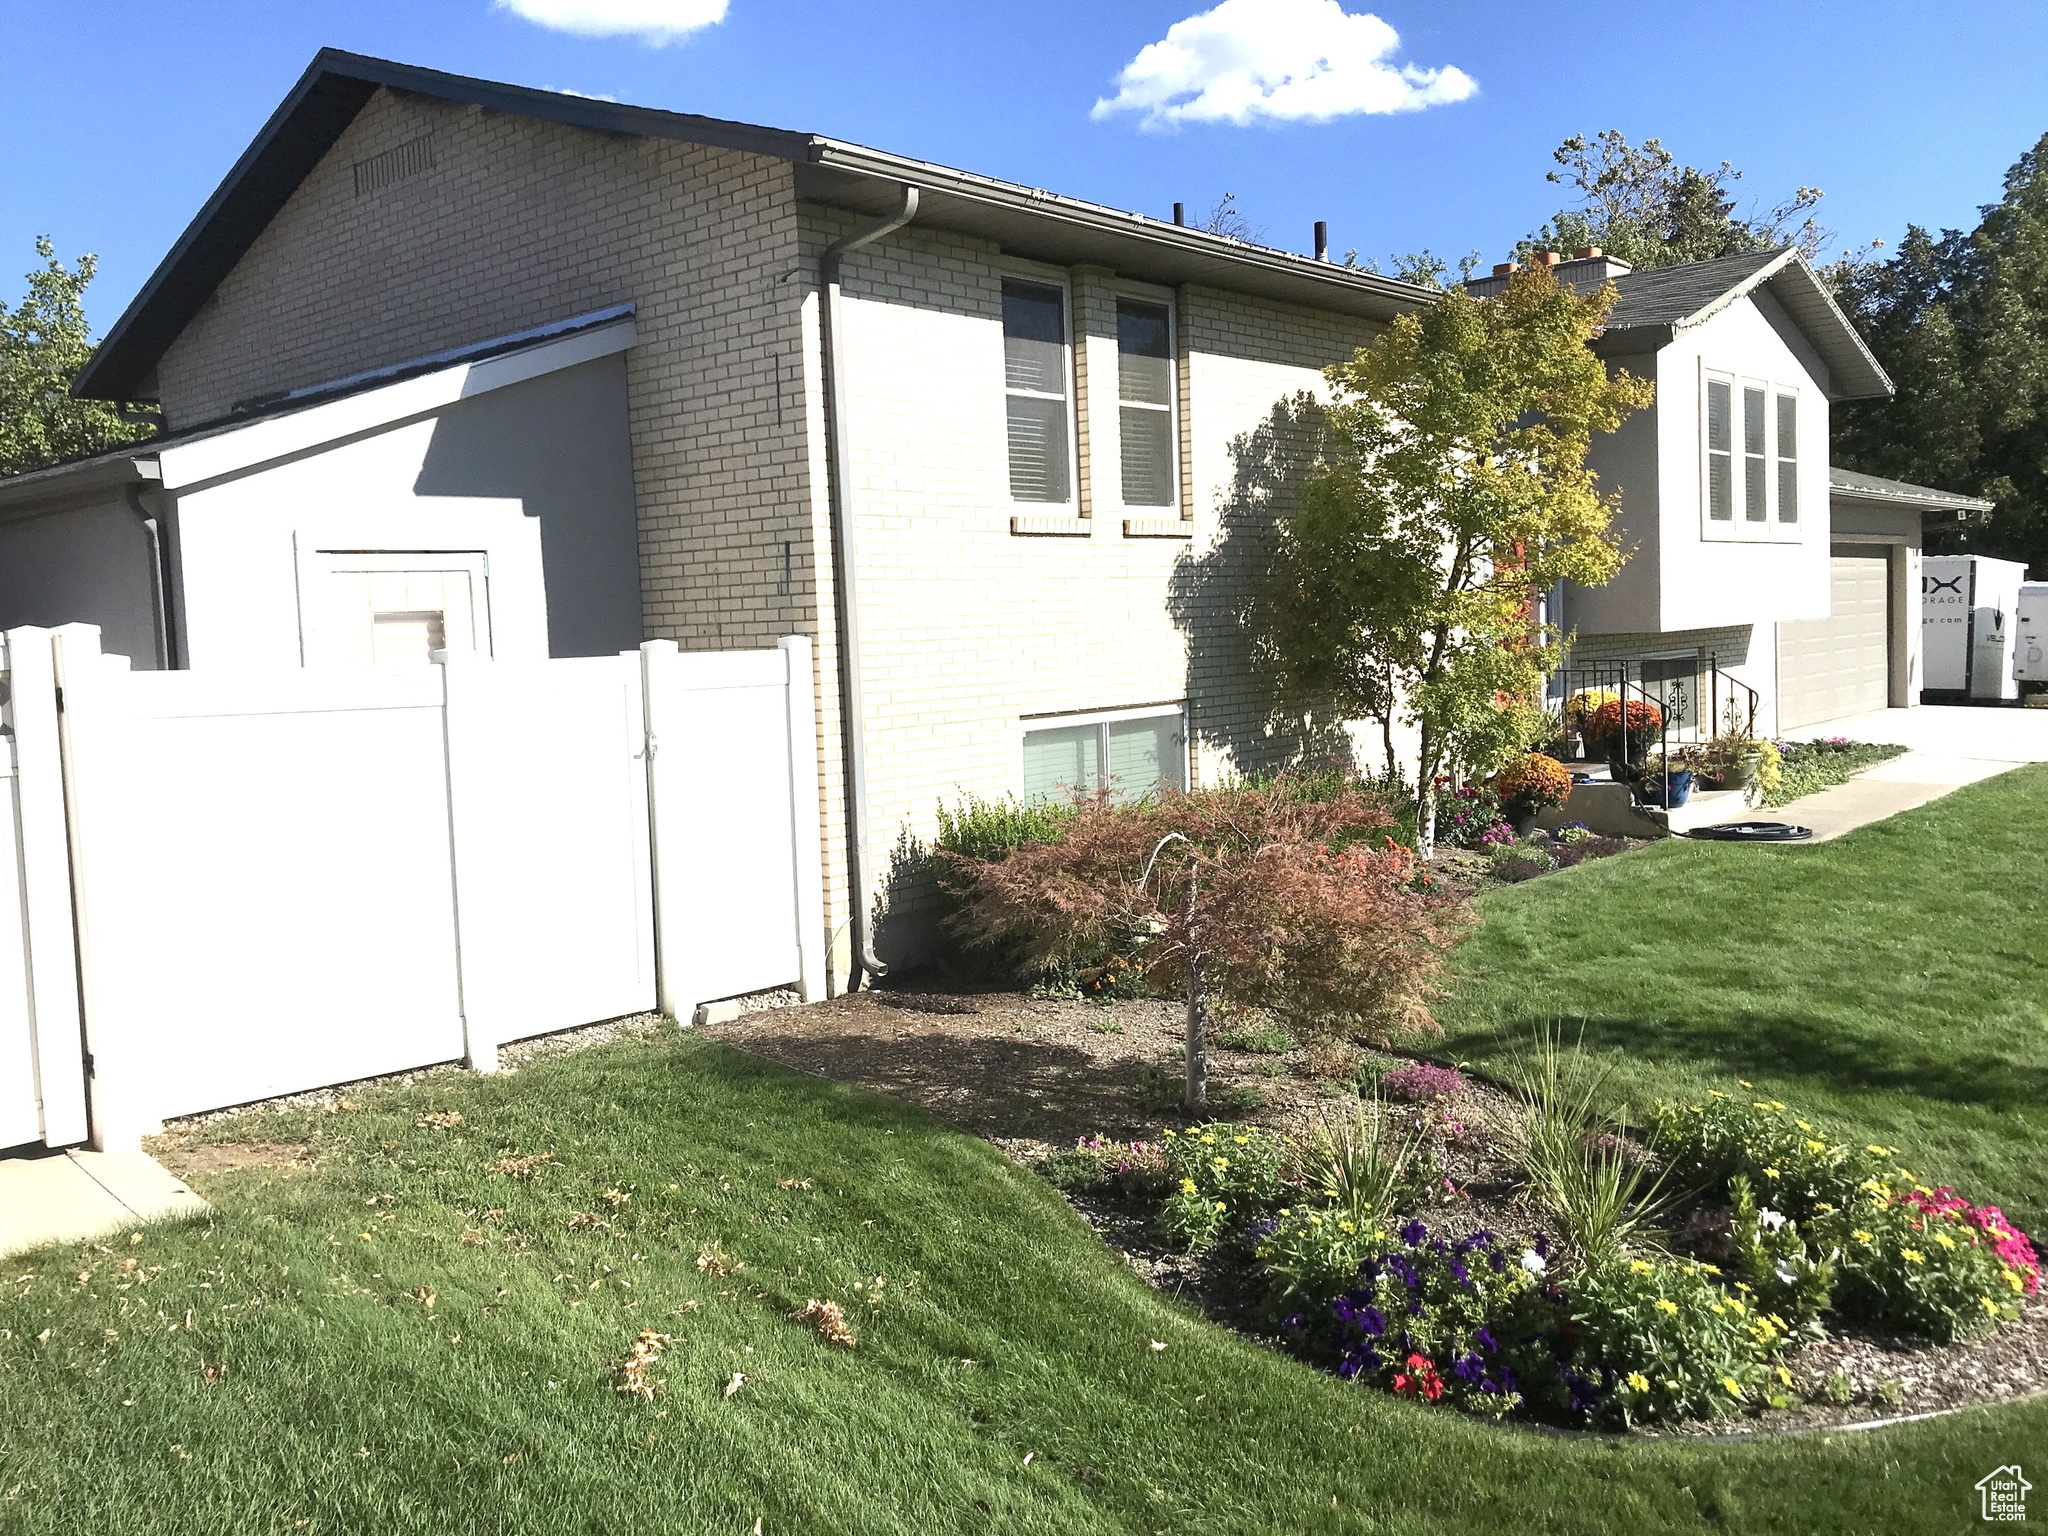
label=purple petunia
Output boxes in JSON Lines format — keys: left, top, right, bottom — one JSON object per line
{"left": 1453, "top": 1353, "right": 1486, "bottom": 1383}
{"left": 1359, "top": 1305, "right": 1386, "bottom": 1337}
{"left": 1400, "top": 1218, "right": 1428, "bottom": 1247}
{"left": 1474, "top": 1327, "right": 1498, "bottom": 1354}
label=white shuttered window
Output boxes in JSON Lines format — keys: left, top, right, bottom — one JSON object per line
{"left": 1002, "top": 279, "right": 1074, "bottom": 504}
{"left": 1116, "top": 299, "right": 1176, "bottom": 508}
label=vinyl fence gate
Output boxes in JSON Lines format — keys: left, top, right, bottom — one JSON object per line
{"left": 0, "top": 625, "right": 825, "bottom": 1153}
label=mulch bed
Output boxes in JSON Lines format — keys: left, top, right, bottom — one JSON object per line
{"left": 701, "top": 984, "right": 2048, "bottom": 1437}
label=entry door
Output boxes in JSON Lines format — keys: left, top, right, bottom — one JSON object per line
{"left": 304, "top": 551, "right": 494, "bottom": 668}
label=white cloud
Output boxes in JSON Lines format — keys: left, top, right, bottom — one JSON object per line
{"left": 544, "top": 85, "right": 622, "bottom": 100}
{"left": 1092, "top": 0, "right": 1476, "bottom": 129}
{"left": 496, "top": 0, "right": 727, "bottom": 46}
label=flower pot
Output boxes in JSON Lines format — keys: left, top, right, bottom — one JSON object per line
{"left": 1720, "top": 754, "right": 1762, "bottom": 790}
{"left": 1638, "top": 769, "right": 1693, "bottom": 808}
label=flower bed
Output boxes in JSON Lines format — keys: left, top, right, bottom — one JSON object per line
{"left": 1036, "top": 1076, "right": 2041, "bottom": 1432}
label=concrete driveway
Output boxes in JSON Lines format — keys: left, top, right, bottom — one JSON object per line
{"left": 1760, "top": 703, "right": 2048, "bottom": 840}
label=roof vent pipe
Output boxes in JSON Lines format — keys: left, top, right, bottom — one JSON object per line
{"left": 1314, "top": 221, "right": 1328, "bottom": 262}
{"left": 819, "top": 184, "right": 919, "bottom": 993}
{"left": 1173, "top": 202, "right": 1186, "bottom": 227}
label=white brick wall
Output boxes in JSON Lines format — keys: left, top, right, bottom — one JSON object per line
{"left": 142, "top": 94, "right": 1402, "bottom": 976}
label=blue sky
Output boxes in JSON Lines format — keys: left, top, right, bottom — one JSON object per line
{"left": 6, "top": 1, "right": 2047, "bottom": 333}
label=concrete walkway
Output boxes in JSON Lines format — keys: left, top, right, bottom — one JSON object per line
{"left": 0, "top": 1150, "right": 207, "bottom": 1259}
{"left": 1729, "top": 704, "right": 2048, "bottom": 843}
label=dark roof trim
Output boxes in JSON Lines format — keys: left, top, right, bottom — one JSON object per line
{"left": 1829, "top": 466, "right": 1994, "bottom": 517}
{"left": 79, "top": 49, "right": 1436, "bottom": 403}
{"left": 0, "top": 449, "right": 157, "bottom": 516}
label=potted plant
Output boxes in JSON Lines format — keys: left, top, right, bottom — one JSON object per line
{"left": 1698, "top": 733, "right": 1765, "bottom": 791}
{"left": 1636, "top": 745, "right": 1701, "bottom": 808}
{"left": 1580, "top": 697, "right": 1664, "bottom": 767}
{"left": 1491, "top": 752, "right": 1574, "bottom": 834}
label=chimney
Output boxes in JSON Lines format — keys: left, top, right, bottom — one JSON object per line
{"left": 1313, "top": 220, "right": 1328, "bottom": 261}
{"left": 1491, "top": 261, "right": 1521, "bottom": 277}
{"left": 1173, "top": 201, "right": 1186, "bottom": 227}
{"left": 1533, "top": 249, "right": 1561, "bottom": 268}
{"left": 1555, "top": 246, "right": 1633, "bottom": 290}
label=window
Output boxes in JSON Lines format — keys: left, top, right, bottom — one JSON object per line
{"left": 1022, "top": 706, "right": 1186, "bottom": 806}
{"left": 1116, "top": 299, "right": 1176, "bottom": 507}
{"left": 1002, "top": 278, "right": 1073, "bottom": 504}
{"left": 1742, "top": 384, "right": 1768, "bottom": 522}
{"left": 1706, "top": 377, "right": 1733, "bottom": 522}
{"left": 1776, "top": 392, "right": 1798, "bottom": 523}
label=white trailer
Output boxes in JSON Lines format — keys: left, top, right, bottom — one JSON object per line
{"left": 2017, "top": 581, "right": 2048, "bottom": 696}
{"left": 1923, "top": 555, "right": 2029, "bottom": 701}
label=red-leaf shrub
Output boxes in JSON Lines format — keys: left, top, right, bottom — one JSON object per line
{"left": 940, "top": 781, "right": 1472, "bottom": 1047}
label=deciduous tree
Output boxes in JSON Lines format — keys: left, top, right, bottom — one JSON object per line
{"left": 1249, "top": 266, "right": 1652, "bottom": 851}
{"left": 1, "top": 237, "right": 155, "bottom": 478}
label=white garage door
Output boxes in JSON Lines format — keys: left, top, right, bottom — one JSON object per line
{"left": 1778, "top": 548, "right": 1891, "bottom": 729}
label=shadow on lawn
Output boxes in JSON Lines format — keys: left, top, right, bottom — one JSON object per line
{"left": 695, "top": 1024, "right": 1166, "bottom": 1147}
{"left": 1451, "top": 1013, "right": 2048, "bottom": 1114}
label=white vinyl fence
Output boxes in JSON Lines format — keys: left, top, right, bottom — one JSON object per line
{"left": 0, "top": 624, "right": 825, "bottom": 1153}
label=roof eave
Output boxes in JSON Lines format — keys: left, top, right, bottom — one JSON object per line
{"left": 0, "top": 450, "right": 159, "bottom": 516}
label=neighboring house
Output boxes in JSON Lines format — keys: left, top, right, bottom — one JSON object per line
{"left": 0, "top": 49, "right": 1437, "bottom": 984}
{"left": 1467, "top": 248, "right": 1985, "bottom": 736}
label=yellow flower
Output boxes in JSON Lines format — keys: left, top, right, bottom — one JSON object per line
{"left": 1934, "top": 1232, "right": 1956, "bottom": 1250}
{"left": 1625, "top": 1371, "right": 1650, "bottom": 1393}
{"left": 1213, "top": 1201, "right": 1226, "bottom": 1213}
{"left": 1339, "top": 1220, "right": 1356, "bottom": 1235}
{"left": 1727, "top": 1297, "right": 1746, "bottom": 1316}
{"left": 1815, "top": 1202, "right": 1836, "bottom": 1215}
{"left": 1630, "top": 1260, "right": 1654, "bottom": 1275}
{"left": 2005, "top": 1268, "right": 2028, "bottom": 1294}
{"left": 1763, "top": 1167, "right": 1780, "bottom": 1179}
{"left": 1795, "top": 1120, "right": 1811, "bottom": 1132}
{"left": 1753, "top": 1102, "right": 1773, "bottom": 1111}
{"left": 1735, "top": 1281, "right": 1752, "bottom": 1293}
{"left": 1770, "top": 1101, "right": 1787, "bottom": 1112}
{"left": 1852, "top": 1229, "right": 1875, "bottom": 1245}
{"left": 1654, "top": 1297, "right": 1680, "bottom": 1315}
{"left": 1698, "top": 1262, "right": 1721, "bottom": 1275}
{"left": 1201, "top": 1135, "right": 1215, "bottom": 1145}
{"left": 1233, "top": 1136, "right": 1249, "bottom": 1145}
{"left": 1708, "top": 1090, "right": 1726, "bottom": 1099}
{"left": 1776, "top": 1366, "right": 1794, "bottom": 1387}
{"left": 1738, "top": 1080, "right": 1753, "bottom": 1088}
{"left": 1805, "top": 1140, "right": 1827, "bottom": 1156}
{"left": 1721, "top": 1377, "right": 1744, "bottom": 1399}
{"left": 1982, "top": 1296, "right": 2002, "bottom": 1317}
{"left": 1709, "top": 1302, "right": 1726, "bottom": 1315}
{"left": 1211, "top": 1157, "right": 1229, "bottom": 1172}
{"left": 1865, "top": 1144, "right": 1888, "bottom": 1156}
{"left": 1902, "top": 1248, "right": 1924, "bottom": 1264}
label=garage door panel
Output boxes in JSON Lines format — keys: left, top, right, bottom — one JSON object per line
{"left": 1779, "top": 551, "right": 1890, "bottom": 729}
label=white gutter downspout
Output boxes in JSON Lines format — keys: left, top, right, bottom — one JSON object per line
{"left": 820, "top": 184, "right": 919, "bottom": 991}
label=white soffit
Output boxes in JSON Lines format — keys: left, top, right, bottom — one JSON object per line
{"left": 154, "top": 309, "right": 637, "bottom": 490}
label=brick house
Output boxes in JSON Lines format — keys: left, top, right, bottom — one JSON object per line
{"left": 1, "top": 49, "right": 1438, "bottom": 987}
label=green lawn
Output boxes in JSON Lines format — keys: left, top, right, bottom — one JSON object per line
{"left": 0, "top": 1026, "right": 2040, "bottom": 1534}
{"left": 1439, "top": 763, "right": 2048, "bottom": 1234}
{"left": 2, "top": 770, "right": 2042, "bottom": 1534}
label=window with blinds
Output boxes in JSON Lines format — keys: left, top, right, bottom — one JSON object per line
{"left": 1776, "top": 393, "right": 1798, "bottom": 523}
{"left": 1002, "top": 279, "right": 1073, "bottom": 504}
{"left": 1743, "top": 384, "right": 1769, "bottom": 522}
{"left": 1706, "top": 377, "right": 1733, "bottom": 522}
{"left": 1116, "top": 299, "right": 1176, "bottom": 508}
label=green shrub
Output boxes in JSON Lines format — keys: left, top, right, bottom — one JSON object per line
{"left": 1726, "top": 1173, "right": 1833, "bottom": 1335}
{"left": 1562, "top": 1255, "right": 1793, "bottom": 1427}
{"left": 1513, "top": 1032, "right": 1671, "bottom": 1265}
{"left": 1818, "top": 1193, "right": 2019, "bottom": 1342}
{"left": 933, "top": 793, "right": 1077, "bottom": 979}
{"left": 1159, "top": 1123, "right": 1286, "bottom": 1250}
{"left": 1650, "top": 1091, "right": 1892, "bottom": 1222}
{"left": 1219, "top": 1021, "right": 1293, "bottom": 1055}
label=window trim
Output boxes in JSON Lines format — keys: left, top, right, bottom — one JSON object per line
{"left": 1774, "top": 385, "right": 1800, "bottom": 529}
{"left": 999, "top": 265, "right": 1081, "bottom": 514}
{"left": 1019, "top": 701, "right": 1189, "bottom": 803}
{"left": 1108, "top": 286, "right": 1180, "bottom": 516}
{"left": 1699, "top": 362, "right": 1804, "bottom": 544}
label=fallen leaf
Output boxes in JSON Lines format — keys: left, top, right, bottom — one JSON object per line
{"left": 416, "top": 1111, "right": 466, "bottom": 1130}
{"left": 614, "top": 1330, "right": 673, "bottom": 1401}
{"left": 410, "top": 1287, "right": 436, "bottom": 1309}
{"left": 1148, "top": 1340, "right": 1167, "bottom": 1351}
{"left": 793, "top": 1299, "right": 857, "bottom": 1348}
{"left": 1023, "top": 1451, "right": 1036, "bottom": 1466}
{"left": 723, "top": 1371, "right": 746, "bottom": 1399}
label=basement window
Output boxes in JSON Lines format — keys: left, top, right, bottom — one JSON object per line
{"left": 1022, "top": 705, "right": 1186, "bottom": 806}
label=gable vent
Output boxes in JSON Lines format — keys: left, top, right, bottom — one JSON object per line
{"left": 353, "top": 134, "right": 436, "bottom": 197}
